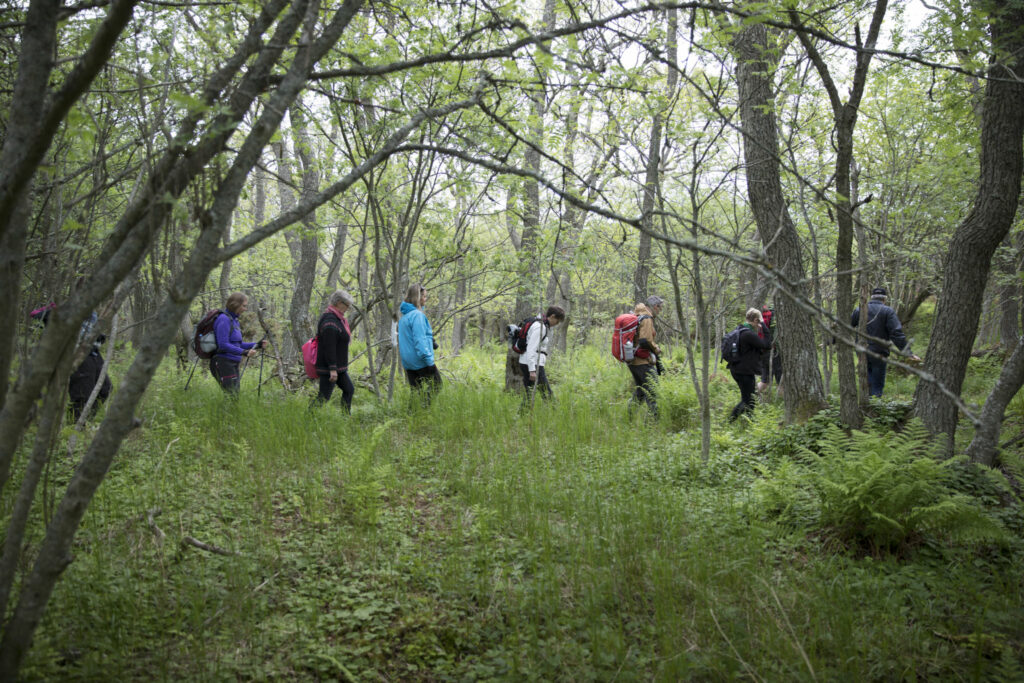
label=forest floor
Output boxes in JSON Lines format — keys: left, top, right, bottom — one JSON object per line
{"left": 13, "top": 343, "right": 1024, "bottom": 681}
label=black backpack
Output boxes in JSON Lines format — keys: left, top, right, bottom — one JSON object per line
{"left": 192, "top": 309, "right": 223, "bottom": 359}
{"left": 721, "top": 325, "right": 743, "bottom": 363}
{"left": 508, "top": 317, "right": 543, "bottom": 355}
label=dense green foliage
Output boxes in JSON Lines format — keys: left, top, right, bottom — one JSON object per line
{"left": 13, "top": 346, "right": 1022, "bottom": 680}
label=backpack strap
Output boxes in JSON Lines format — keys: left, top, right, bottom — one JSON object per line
{"left": 636, "top": 314, "right": 652, "bottom": 344}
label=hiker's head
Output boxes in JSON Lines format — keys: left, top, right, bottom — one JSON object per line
{"left": 225, "top": 292, "right": 248, "bottom": 314}
{"left": 645, "top": 295, "right": 664, "bottom": 316}
{"left": 746, "top": 307, "right": 763, "bottom": 324}
{"left": 405, "top": 283, "right": 426, "bottom": 308}
{"left": 871, "top": 287, "right": 888, "bottom": 301}
{"left": 329, "top": 289, "right": 353, "bottom": 313}
{"left": 545, "top": 305, "right": 566, "bottom": 327}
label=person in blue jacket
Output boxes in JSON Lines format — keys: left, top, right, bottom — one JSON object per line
{"left": 210, "top": 292, "right": 266, "bottom": 393}
{"left": 851, "top": 286, "right": 920, "bottom": 397}
{"left": 397, "top": 283, "right": 441, "bottom": 400}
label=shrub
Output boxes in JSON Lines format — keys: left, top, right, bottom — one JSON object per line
{"left": 657, "top": 376, "right": 699, "bottom": 431}
{"left": 756, "top": 421, "right": 1009, "bottom": 555}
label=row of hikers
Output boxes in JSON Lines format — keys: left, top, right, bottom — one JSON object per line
{"left": 192, "top": 285, "right": 919, "bottom": 421}
{"left": 199, "top": 286, "right": 770, "bottom": 419}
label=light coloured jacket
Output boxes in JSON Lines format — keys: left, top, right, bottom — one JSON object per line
{"left": 397, "top": 301, "right": 435, "bottom": 370}
{"left": 629, "top": 303, "right": 660, "bottom": 366}
{"left": 520, "top": 317, "right": 551, "bottom": 372}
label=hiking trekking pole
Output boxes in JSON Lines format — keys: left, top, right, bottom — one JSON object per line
{"left": 184, "top": 356, "right": 199, "bottom": 391}
{"left": 258, "top": 345, "right": 265, "bottom": 397}
{"left": 240, "top": 354, "right": 251, "bottom": 382}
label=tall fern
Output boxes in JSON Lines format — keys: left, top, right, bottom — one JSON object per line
{"left": 760, "top": 421, "right": 1009, "bottom": 554}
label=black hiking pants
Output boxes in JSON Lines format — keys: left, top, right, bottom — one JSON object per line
{"left": 210, "top": 356, "right": 241, "bottom": 394}
{"left": 519, "top": 363, "right": 552, "bottom": 406}
{"left": 314, "top": 371, "right": 354, "bottom": 412}
{"left": 405, "top": 365, "right": 442, "bottom": 403}
{"left": 629, "top": 363, "right": 658, "bottom": 417}
{"left": 730, "top": 371, "right": 757, "bottom": 421}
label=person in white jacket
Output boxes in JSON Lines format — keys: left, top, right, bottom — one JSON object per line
{"left": 518, "top": 305, "right": 565, "bottom": 405}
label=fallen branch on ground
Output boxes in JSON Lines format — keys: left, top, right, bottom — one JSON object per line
{"left": 147, "top": 507, "right": 164, "bottom": 545}
{"left": 181, "top": 536, "right": 238, "bottom": 557}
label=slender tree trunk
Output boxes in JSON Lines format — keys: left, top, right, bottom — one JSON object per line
{"left": 507, "top": 0, "right": 557, "bottom": 390}
{"left": 913, "top": 0, "right": 1024, "bottom": 441}
{"left": 0, "top": 350, "right": 72, "bottom": 621}
{"left": 791, "top": 0, "right": 888, "bottom": 426}
{"left": 219, "top": 213, "right": 233, "bottom": 294}
{"left": 967, "top": 335, "right": 1024, "bottom": 466}
{"left": 452, "top": 254, "right": 467, "bottom": 354}
{"left": 325, "top": 220, "right": 349, "bottom": 292}
{"left": 732, "top": 22, "right": 827, "bottom": 422}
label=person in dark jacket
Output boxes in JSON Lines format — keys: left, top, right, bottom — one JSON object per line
{"left": 311, "top": 289, "right": 355, "bottom": 411}
{"left": 69, "top": 336, "right": 112, "bottom": 420}
{"left": 728, "top": 308, "right": 772, "bottom": 421}
{"left": 210, "top": 292, "right": 265, "bottom": 394}
{"left": 31, "top": 305, "right": 114, "bottom": 422}
{"left": 851, "top": 287, "right": 921, "bottom": 397}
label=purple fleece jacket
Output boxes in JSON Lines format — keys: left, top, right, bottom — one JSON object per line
{"left": 212, "top": 310, "right": 255, "bottom": 362}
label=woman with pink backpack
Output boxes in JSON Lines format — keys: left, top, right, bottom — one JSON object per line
{"left": 310, "top": 290, "right": 355, "bottom": 412}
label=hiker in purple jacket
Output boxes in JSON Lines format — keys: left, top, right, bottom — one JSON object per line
{"left": 210, "top": 292, "right": 266, "bottom": 393}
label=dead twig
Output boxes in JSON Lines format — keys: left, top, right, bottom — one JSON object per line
{"left": 147, "top": 507, "right": 165, "bottom": 545}
{"left": 181, "top": 536, "right": 238, "bottom": 557}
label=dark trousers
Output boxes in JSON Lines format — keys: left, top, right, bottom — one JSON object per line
{"left": 730, "top": 371, "right": 757, "bottom": 421}
{"left": 314, "top": 371, "right": 354, "bottom": 412}
{"left": 405, "top": 365, "right": 442, "bottom": 402}
{"left": 519, "top": 364, "right": 553, "bottom": 405}
{"left": 210, "top": 356, "right": 240, "bottom": 394}
{"left": 867, "top": 355, "right": 888, "bottom": 397}
{"left": 629, "top": 363, "right": 658, "bottom": 416}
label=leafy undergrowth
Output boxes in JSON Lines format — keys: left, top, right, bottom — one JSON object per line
{"left": 14, "top": 346, "right": 1024, "bottom": 680}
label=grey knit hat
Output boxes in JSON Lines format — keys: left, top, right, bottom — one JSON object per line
{"left": 645, "top": 295, "right": 664, "bottom": 308}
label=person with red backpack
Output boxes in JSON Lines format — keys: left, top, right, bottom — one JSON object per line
{"left": 759, "top": 305, "right": 782, "bottom": 389}
{"left": 310, "top": 289, "right": 355, "bottom": 412}
{"left": 210, "top": 292, "right": 266, "bottom": 394}
{"left": 517, "top": 305, "right": 565, "bottom": 405}
{"left": 629, "top": 295, "right": 664, "bottom": 417}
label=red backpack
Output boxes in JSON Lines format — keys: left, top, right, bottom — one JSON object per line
{"left": 508, "top": 317, "right": 542, "bottom": 355}
{"left": 611, "top": 313, "right": 651, "bottom": 362}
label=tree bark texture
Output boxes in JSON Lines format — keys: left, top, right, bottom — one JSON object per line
{"left": 913, "top": 0, "right": 1024, "bottom": 441}
{"left": 733, "top": 22, "right": 827, "bottom": 422}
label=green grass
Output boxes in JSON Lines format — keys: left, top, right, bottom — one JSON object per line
{"left": 10, "top": 344, "right": 1024, "bottom": 680}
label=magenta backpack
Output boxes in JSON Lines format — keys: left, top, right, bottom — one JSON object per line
{"left": 301, "top": 337, "right": 318, "bottom": 379}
